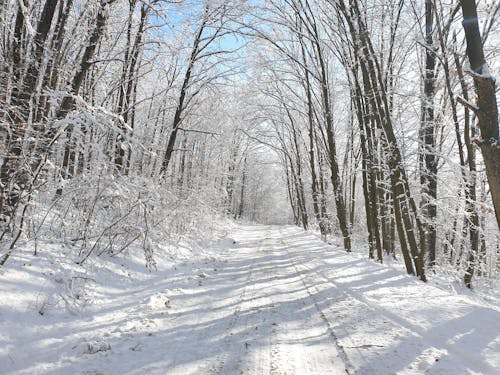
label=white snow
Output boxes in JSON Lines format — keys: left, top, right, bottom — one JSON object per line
{"left": 1, "top": 224, "right": 499, "bottom": 374}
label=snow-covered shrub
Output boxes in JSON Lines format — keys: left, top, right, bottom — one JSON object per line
{"left": 26, "top": 172, "right": 224, "bottom": 268}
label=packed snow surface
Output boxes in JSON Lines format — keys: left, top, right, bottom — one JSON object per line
{"left": 1, "top": 225, "right": 499, "bottom": 374}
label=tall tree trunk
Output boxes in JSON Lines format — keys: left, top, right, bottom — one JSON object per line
{"left": 300, "top": 33, "right": 324, "bottom": 236}
{"left": 459, "top": 0, "right": 500, "bottom": 232}
{"left": 54, "top": 0, "right": 117, "bottom": 196}
{"left": 336, "top": 0, "right": 425, "bottom": 278}
{"left": 160, "top": 8, "right": 208, "bottom": 175}
{"left": 37, "top": 0, "right": 75, "bottom": 122}
{"left": 419, "top": 0, "right": 438, "bottom": 267}
{"left": 236, "top": 157, "right": 246, "bottom": 219}
{"left": 0, "top": 0, "right": 58, "bottom": 223}
{"left": 115, "top": 1, "right": 147, "bottom": 173}
{"left": 315, "top": 39, "right": 351, "bottom": 251}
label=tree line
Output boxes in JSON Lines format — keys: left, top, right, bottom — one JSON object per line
{"left": 0, "top": 0, "right": 499, "bottom": 288}
{"left": 244, "top": 0, "right": 499, "bottom": 287}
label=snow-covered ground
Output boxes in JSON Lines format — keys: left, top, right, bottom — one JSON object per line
{"left": 1, "top": 224, "right": 499, "bottom": 374}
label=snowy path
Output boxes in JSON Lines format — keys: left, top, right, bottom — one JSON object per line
{"left": 1, "top": 224, "right": 500, "bottom": 374}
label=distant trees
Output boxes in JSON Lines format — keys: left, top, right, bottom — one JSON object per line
{"left": 160, "top": 2, "right": 242, "bottom": 174}
{"left": 246, "top": 0, "right": 352, "bottom": 249}
{"left": 0, "top": 0, "right": 258, "bottom": 260}
{"left": 247, "top": 0, "right": 499, "bottom": 287}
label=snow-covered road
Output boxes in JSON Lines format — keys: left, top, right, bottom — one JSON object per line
{"left": 1, "top": 224, "right": 499, "bottom": 374}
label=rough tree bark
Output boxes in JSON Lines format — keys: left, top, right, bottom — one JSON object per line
{"left": 459, "top": 0, "right": 500, "bottom": 286}
{"left": 419, "top": 0, "right": 438, "bottom": 267}
{"left": 0, "top": 0, "right": 58, "bottom": 223}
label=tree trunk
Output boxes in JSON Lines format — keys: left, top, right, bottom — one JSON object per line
{"left": 459, "top": 0, "right": 500, "bottom": 232}
{"left": 419, "top": 0, "right": 438, "bottom": 267}
{"left": 160, "top": 10, "right": 207, "bottom": 175}
{"left": 54, "top": 0, "right": 116, "bottom": 197}
{"left": 236, "top": 157, "right": 246, "bottom": 219}
{"left": 315, "top": 40, "right": 351, "bottom": 251}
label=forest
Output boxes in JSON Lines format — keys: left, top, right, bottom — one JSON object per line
{"left": 1, "top": 0, "right": 498, "bottom": 287}
{"left": 1, "top": 0, "right": 500, "bottom": 373}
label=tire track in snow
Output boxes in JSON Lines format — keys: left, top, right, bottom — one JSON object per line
{"left": 269, "top": 322, "right": 280, "bottom": 375}
{"left": 213, "top": 229, "right": 348, "bottom": 375}
{"left": 210, "top": 233, "right": 273, "bottom": 375}
{"left": 288, "top": 238, "right": 498, "bottom": 375}
{"left": 209, "top": 254, "right": 255, "bottom": 374}
{"left": 222, "top": 235, "right": 276, "bottom": 375}
{"left": 280, "top": 236, "right": 352, "bottom": 375}
{"left": 260, "top": 233, "right": 348, "bottom": 375}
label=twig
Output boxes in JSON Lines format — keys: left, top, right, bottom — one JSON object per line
{"left": 177, "top": 127, "right": 221, "bottom": 136}
{"left": 457, "top": 95, "right": 479, "bottom": 112}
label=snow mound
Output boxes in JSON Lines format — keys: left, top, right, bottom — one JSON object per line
{"left": 146, "top": 291, "right": 171, "bottom": 311}
{"left": 77, "top": 340, "right": 111, "bottom": 355}
{"left": 213, "top": 237, "right": 238, "bottom": 249}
